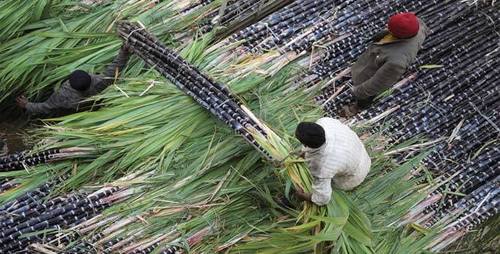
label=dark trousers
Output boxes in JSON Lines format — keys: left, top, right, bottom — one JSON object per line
{"left": 356, "top": 96, "right": 375, "bottom": 109}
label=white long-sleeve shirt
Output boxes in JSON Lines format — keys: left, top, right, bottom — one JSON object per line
{"left": 303, "top": 117, "right": 371, "bottom": 205}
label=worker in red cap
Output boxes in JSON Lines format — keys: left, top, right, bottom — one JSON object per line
{"left": 340, "top": 12, "right": 428, "bottom": 117}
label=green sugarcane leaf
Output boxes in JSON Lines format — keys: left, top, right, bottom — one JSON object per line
{"left": 343, "top": 223, "right": 373, "bottom": 246}
{"left": 419, "top": 64, "right": 443, "bottom": 69}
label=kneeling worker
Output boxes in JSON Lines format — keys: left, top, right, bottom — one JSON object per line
{"left": 16, "top": 44, "right": 131, "bottom": 117}
{"left": 341, "top": 12, "right": 428, "bottom": 117}
{"left": 294, "top": 117, "right": 371, "bottom": 206}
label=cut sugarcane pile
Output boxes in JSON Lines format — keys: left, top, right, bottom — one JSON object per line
{"left": 176, "top": 0, "right": 289, "bottom": 45}
{"left": 231, "top": 0, "right": 443, "bottom": 55}
{"left": 0, "top": 176, "right": 135, "bottom": 253}
{"left": 180, "top": 0, "right": 214, "bottom": 13}
{"left": 231, "top": 0, "right": 340, "bottom": 53}
{"left": 196, "top": 0, "right": 276, "bottom": 33}
{"left": 302, "top": 0, "right": 475, "bottom": 86}
{"left": 311, "top": 1, "right": 497, "bottom": 109}
{"left": 299, "top": 1, "right": 499, "bottom": 250}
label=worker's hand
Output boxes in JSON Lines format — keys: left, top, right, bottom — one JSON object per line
{"left": 16, "top": 96, "right": 28, "bottom": 109}
{"left": 291, "top": 149, "right": 306, "bottom": 159}
{"left": 295, "top": 188, "right": 312, "bottom": 202}
{"left": 298, "top": 150, "right": 306, "bottom": 158}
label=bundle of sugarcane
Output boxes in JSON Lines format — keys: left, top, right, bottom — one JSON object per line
{"left": 232, "top": 0, "right": 343, "bottom": 53}
{"left": 0, "top": 180, "right": 133, "bottom": 253}
{"left": 385, "top": 77, "right": 498, "bottom": 144}
{"left": 110, "top": 227, "right": 210, "bottom": 254}
{"left": 117, "top": 21, "right": 274, "bottom": 160}
{"left": 175, "top": 0, "right": 293, "bottom": 46}
{"left": 58, "top": 197, "right": 234, "bottom": 253}
{"left": 203, "top": 0, "right": 350, "bottom": 81}
{"left": 0, "top": 176, "right": 65, "bottom": 213}
{"left": 399, "top": 112, "right": 498, "bottom": 223}
{"left": 365, "top": 57, "right": 498, "bottom": 232}
{"left": 57, "top": 206, "right": 157, "bottom": 253}
{"left": 391, "top": 113, "right": 498, "bottom": 240}
{"left": 158, "top": 227, "right": 210, "bottom": 254}
{"left": 0, "top": 147, "right": 93, "bottom": 171}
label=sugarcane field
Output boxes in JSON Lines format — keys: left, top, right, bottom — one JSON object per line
{"left": 0, "top": 0, "right": 499, "bottom": 253}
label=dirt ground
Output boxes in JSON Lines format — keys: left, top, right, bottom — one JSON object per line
{"left": 0, "top": 116, "right": 30, "bottom": 154}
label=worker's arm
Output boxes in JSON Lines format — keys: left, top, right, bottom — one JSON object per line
{"left": 295, "top": 188, "right": 312, "bottom": 202}
{"left": 22, "top": 84, "right": 80, "bottom": 116}
{"left": 352, "top": 61, "right": 406, "bottom": 100}
{"left": 25, "top": 102, "right": 53, "bottom": 116}
{"left": 99, "top": 45, "right": 131, "bottom": 88}
{"left": 418, "top": 18, "right": 430, "bottom": 37}
{"left": 310, "top": 177, "right": 332, "bottom": 206}
{"left": 24, "top": 92, "right": 63, "bottom": 116}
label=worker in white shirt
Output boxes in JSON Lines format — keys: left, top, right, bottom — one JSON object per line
{"left": 294, "top": 117, "right": 371, "bottom": 206}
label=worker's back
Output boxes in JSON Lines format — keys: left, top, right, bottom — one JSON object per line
{"left": 311, "top": 117, "right": 371, "bottom": 190}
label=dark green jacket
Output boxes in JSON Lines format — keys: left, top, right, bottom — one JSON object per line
{"left": 26, "top": 47, "right": 130, "bottom": 116}
{"left": 351, "top": 19, "right": 428, "bottom": 99}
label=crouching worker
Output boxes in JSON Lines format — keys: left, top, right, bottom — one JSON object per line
{"left": 340, "top": 12, "right": 428, "bottom": 117}
{"left": 16, "top": 44, "right": 131, "bottom": 117}
{"left": 294, "top": 117, "right": 371, "bottom": 206}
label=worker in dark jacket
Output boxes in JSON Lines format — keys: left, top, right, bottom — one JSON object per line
{"left": 340, "top": 12, "right": 428, "bottom": 117}
{"left": 16, "top": 44, "right": 131, "bottom": 116}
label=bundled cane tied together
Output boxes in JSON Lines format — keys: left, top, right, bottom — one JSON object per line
{"left": 117, "top": 22, "right": 275, "bottom": 161}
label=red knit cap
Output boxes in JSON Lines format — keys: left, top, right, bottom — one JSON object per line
{"left": 388, "top": 12, "right": 419, "bottom": 39}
